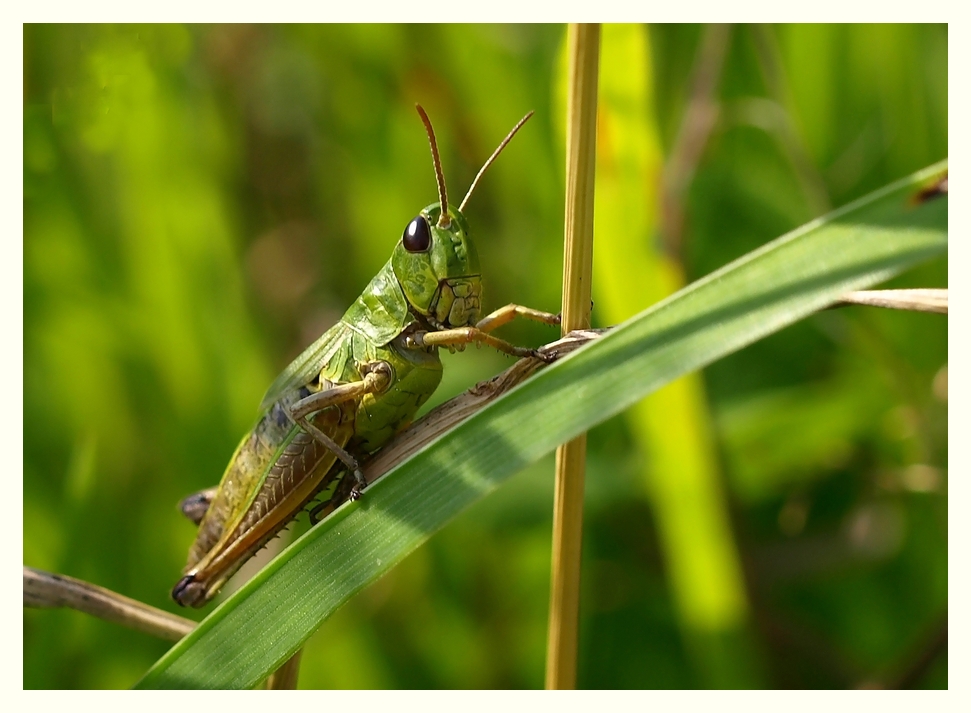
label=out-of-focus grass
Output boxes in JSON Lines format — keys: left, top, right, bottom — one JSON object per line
{"left": 24, "top": 24, "right": 947, "bottom": 689}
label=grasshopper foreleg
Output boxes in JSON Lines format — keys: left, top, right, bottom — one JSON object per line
{"left": 474, "top": 303, "right": 561, "bottom": 333}
{"left": 408, "top": 304, "right": 561, "bottom": 361}
{"left": 408, "top": 328, "right": 541, "bottom": 360}
{"left": 408, "top": 314, "right": 559, "bottom": 362}
{"left": 288, "top": 361, "right": 393, "bottom": 501}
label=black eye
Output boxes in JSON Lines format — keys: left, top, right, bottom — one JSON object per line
{"left": 402, "top": 215, "right": 431, "bottom": 253}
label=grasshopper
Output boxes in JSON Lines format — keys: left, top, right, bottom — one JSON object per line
{"left": 172, "top": 105, "right": 560, "bottom": 607}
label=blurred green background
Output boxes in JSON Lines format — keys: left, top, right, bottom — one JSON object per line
{"left": 23, "top": 24, "right": 947, "bottom": 689}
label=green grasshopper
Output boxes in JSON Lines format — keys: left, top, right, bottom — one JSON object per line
{"left": 172, "top": 105, "right": 560, "bottom": 607}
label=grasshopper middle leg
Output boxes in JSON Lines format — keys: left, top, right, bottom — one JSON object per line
{"left": 287, "top": 361, "right": 393, "bottom": 500}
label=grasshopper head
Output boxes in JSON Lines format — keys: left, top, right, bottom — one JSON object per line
{"left": 391, "top": 203, "right": 482, "bottom": 328}
{"left": 394, "top": 105, "right": 531, "bottom": 329}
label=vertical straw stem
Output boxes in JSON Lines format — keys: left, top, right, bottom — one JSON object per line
{"left": 264, "top": 649, "right": 303, "bottom": 689}
{"left": 545, "top": 23, "right": 600, "bottom": 690}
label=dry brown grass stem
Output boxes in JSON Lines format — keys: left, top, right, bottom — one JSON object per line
{"left": 836, "top": 289, "right": 947, "bottom": 314}
{"left": 24, "top": 566, "right": 195, "bottom": 642}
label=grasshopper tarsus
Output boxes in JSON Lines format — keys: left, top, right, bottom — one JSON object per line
{"left": 350, "top": 468, "right": 367, "bottom": 500}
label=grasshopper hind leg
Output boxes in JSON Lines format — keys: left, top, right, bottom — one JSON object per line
{"left": 172, "top": 573, "right": 207, "bottom": 608}
{"left": 178, "top": 487, "right": 218, "bottom": 526}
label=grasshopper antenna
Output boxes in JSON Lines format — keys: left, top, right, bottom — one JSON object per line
{"left": 415, "top": 104, "right": 450, "bottom": 228}
{"left": 459, "top": 111, "right": 534, "bottom": 213}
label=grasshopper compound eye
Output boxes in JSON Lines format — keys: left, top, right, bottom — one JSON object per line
{"left": 403, "top": 215, "right": 431, "bottom": 252}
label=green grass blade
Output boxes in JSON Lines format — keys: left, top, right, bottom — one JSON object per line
{"left": 137, "top": 160, "right": 946, "bottom": 689}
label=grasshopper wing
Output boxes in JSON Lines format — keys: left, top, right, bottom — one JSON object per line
{"left": 175, "top": 392, "right": 355, "bottom": 607}
{"left": 259, "top": 321, "right": 351, "bottom": 413}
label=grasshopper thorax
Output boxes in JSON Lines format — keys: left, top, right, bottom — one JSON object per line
{"left": 392, "top": 202, "right": 482, "bottom": 329}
